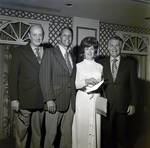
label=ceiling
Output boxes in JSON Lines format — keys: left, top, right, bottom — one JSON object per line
{"left": 0, "top": 0, "right": 150, "bottom": 29}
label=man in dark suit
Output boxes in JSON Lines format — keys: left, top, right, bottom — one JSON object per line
{"left": 9, "top": 25, "right": 45, "bottom": 148}
{"left": 99, "top": 36, "right": 138, "bottom": 148}
{"left": 39, "top": 27, "right": 76, "bottom": 148}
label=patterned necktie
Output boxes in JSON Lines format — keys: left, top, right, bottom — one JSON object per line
{"left": 35, "top": 48, "right": 41, "bottom": 63}
{"left": 64, "top": 50, "right": 72, "bottom": 74}
{"left": 112, "top": 59, "right": 118, "bottom": 82}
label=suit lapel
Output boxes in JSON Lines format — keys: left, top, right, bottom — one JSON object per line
{"left": 22, "top": 43, "right": 40, "bottom": 68}
{"left": 70, "top": 51, "right": 76, "bottom": 76}
{"left": 105, "top": 57, "right": 114, "bottom": 83}
{"left": 53, "top": 47, "right": 69, "bottom": 72}
{"left": 115, "top": 57, "right": 126, "bottom": 82}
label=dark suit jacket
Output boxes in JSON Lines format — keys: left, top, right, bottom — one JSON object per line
{"left": 9, "top": 43, "right": 44, "bottom": 109}
{"left": 39, "top": 47, "right": 76, "bottom": 112}
{"left": 99, "top": 56, "right": 138, "bottom": 114}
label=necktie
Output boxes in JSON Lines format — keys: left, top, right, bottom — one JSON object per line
{"left": 64, "top": 51, "right": 72, "bottom": 74}
{"left": 112, "top": 59, "right": 118, "bottom": 82}
{"left": 35, "top": 48, "right": 41, "bottom": 63}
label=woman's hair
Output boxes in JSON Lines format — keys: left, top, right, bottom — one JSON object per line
{"left": 80, "top": 36, "right": 99, "bottom": 57}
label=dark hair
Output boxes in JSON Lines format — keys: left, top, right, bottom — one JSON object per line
{"left": 80, "top": 36, "right": 99, "bottom": 55}
{"left": 108, "top": 36, "right": 123, "bottom": 44}
{"left": 59, "top": 27, "right": 73, "bottom": 37}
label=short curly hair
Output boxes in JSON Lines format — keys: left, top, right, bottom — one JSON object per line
{"left": 80, "top": 37, "right": 99, "bottom": 56}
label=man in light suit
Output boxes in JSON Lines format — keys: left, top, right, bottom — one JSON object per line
{"left": 99, "top": 36, "right": 138, "bottom": 148}
{"left": 39, "top": 27, "right": 76, "bottom": 148}
{"left": 9, "top": 25, "right": 45, "bottom": 148}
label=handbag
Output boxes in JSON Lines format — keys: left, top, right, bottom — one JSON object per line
{"left": 95, "top": 87, "right": 107, "bottom": 116}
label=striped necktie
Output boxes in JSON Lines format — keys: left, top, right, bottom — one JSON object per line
{"left": 112, "top": 59, "right": 118, "bottom": 82}
{"left": 35, "top": 48, "right": 41, "bottom": 63}
{"left": 64, "top": 51, "right": 72, "bottom": 74}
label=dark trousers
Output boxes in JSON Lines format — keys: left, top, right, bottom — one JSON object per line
{"left": 44, "top": 104, "right": 74, "bottom": 148}
{"left": 101, "top": 106, "right": 128, "bottom": 148}
{"left": 14, "top": 109, "right": 44, "bottom": 148}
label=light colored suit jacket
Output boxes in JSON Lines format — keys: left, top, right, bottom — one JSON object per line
{"left": 39, "top": 47, "right": 76, "bottom": 112}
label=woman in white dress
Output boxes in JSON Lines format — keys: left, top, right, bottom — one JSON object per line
{"left": 72, "top": 37, "right": 103, "bottom": 148}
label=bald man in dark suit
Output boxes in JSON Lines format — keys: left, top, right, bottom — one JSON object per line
{"left": 9, "top": 25, "right": 45, "bottom": 148}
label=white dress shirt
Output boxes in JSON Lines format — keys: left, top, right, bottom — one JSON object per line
{"left": 59, "top": 44, "right": 73, "bottom": 67}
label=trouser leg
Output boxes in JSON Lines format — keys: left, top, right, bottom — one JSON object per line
{"left": 14, "top": 109, "right": 31, "bottom": 148}
{"left": 60, "top": 103, "right": 74, "bottom": 148}
{"left": 30, "top": 110, "right": 44, "bottom": 148}
{"left": 101, "top": 107, "right": 117, "bottom": 148}
{"left": 116, "top": 114, "right": 128, "bottom": 148}
{"left": 44, "top": 111, "right": 62, "bottom": 148}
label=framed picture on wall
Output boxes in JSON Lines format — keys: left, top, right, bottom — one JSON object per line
{"left": 76, "top": 26, "right": 97, "bottom": 45}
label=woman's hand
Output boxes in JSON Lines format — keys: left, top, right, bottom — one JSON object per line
{"left": 85, "top": 78, "right": 99, "bottom": 86}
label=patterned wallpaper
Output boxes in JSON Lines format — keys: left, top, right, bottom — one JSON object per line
{"left": 0, "top": 7, "right": 150, "bottom": 138}
{"left": 49, "top": 21, "right": 72, "bottom": 47}
{"left": 99, "top": 22, "right": 150, "bottom": 57}
{"left": 0, "top": 7, "right": 150, "bottom": 57}
{"left": 0, "top": 8, "right": 72, "bottom": 24}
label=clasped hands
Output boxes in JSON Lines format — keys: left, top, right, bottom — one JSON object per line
{"left": 85, "top": 78, "right": 100, "bottom": 86}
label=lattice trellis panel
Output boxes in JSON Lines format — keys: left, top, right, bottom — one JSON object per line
{"left": 49, "top": 21, "right": 72, "bottom": 47}
{"left": 99, "top": 23, "right": 116, "bottom": 57}
{"left": 99, "top": 22, "right": 150, "bottom": 57}
{"left": 123, "top": 36, "right": 148, "bottom": 53}
{"left": 0, "top": 21, "right": 31, "bottom": 44}
{"left": 0, "top": 8, "right": 72, "bottom": 24}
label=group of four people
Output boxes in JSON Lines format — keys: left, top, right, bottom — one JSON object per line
{"left": 9, "top": 24, "right": 137, "bottom": 148}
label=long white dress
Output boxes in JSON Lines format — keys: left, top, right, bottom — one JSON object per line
{"left": 72, "top": 59, "right": 103, "bottom": 148}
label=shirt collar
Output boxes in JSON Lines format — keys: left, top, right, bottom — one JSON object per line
{"left": 59, "top": 44, "right": 68, "bottom": 56}
{"left": 110, "top": 55, "right": 120, "bottom": 62}
{"left": 30, "top": 44, "right": 42, "bottom": 51}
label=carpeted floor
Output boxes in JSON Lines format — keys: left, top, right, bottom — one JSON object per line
{"left": 0, "top": 138, "right": 15, "bottom": 148}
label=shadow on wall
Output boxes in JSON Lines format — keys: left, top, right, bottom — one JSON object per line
{"left": 42, "top": 42, "right": 53, "bottom": 48}
{"left": 73, "top": 45, "right": 82, "bottom": 63}
{"left": 130, "top": 78, "right": 149, "bottom": 148}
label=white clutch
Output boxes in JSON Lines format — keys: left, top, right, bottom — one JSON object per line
{"left": 95, "top": 96, "right": 107, "bottom": 117}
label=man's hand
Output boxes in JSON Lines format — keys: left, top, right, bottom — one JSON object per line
{"left": 47, "top": 100, "right": 56, "bottom": 114}
{"left": 127, "top": 105, "right": 135, "bottom": 116}
{"left": 11, "top": 100, "right": 19, "bottom": 112}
